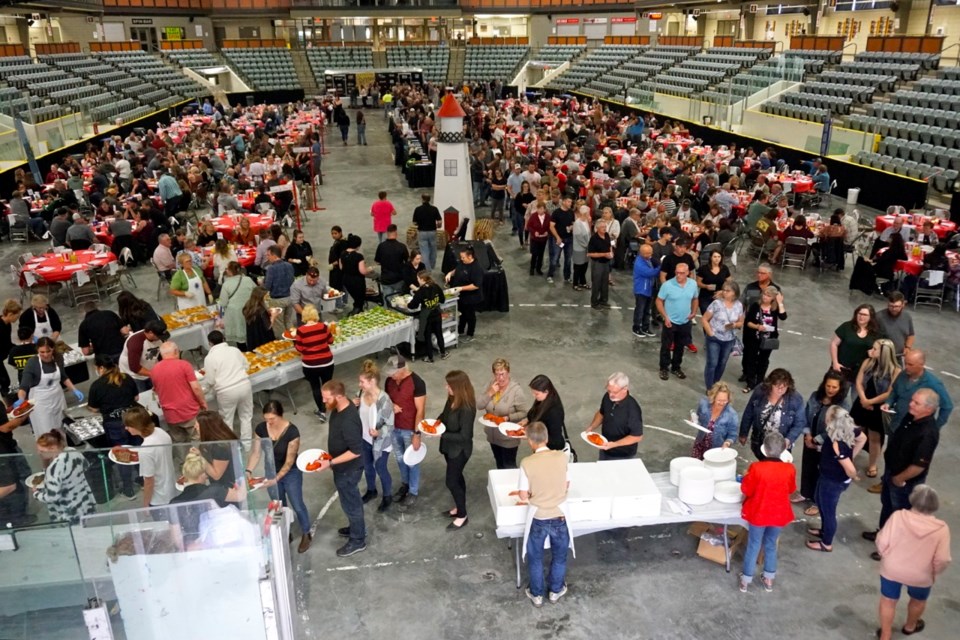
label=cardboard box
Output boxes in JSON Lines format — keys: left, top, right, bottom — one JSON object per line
{"left": 688, "top": 522, "right": 747, "bottom": 565}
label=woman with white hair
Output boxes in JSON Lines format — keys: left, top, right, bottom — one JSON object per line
{"left": 875, "top": 484, "right": 951, "bottom": 639}
{"left": 805, "top": 406, "right": 866, "bottom": 552}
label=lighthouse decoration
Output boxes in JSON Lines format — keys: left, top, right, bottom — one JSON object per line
{"left": 433, "top": 92, "right": 475, "bottom": 241}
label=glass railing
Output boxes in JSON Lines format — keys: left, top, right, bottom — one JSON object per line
{"left": 0, "top": 438, "right": 285, "bottom": 637}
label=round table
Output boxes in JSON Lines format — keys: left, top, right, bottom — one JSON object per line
{"left": 776, "top": 175, "right": 814, "bottom": 194}
{"left": 875, "top": 214, "right": 957, "bottom": 240}
{"left": 22, "top": 250, "right": 118, "bottom": 283}
{"left": 210, "top": 214, "right": 274, "bottom": 239}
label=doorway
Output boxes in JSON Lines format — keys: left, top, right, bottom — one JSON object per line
{"left": 130, "top": 27, "right": 157, "bottom": 52}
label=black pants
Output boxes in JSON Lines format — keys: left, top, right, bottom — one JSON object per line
{"left": 302, "top": 364, "right": 334, "bottom": 413}
{"left": 530, "top": 242, "right": 547, "bottom": 275}
{"left": 590, "top": 260, "right": 610, "bottom": 306}
{"left": 742, "top": 333, "right": 773, "bottom": 388}
{"left": 444, "top": 451, "right": 470, "bottom": 517}
{"left": 344, "top": 277, "right": 366, "bottom": 315}
{"left": 573, "top": 262, "right": 588, "bottom": 287}
{"left": 0, "top": 362, "right": 10, "bottom": 397}
{"left": 490, "top": 443, "right": 518, "bottom": 470}
{"left": 800, "top": 443, "right": 820, "bottom": 500}
{"left": 458, "top": 300, "right": 478, "bottom": 337}
{"left": 419, "top": 316, "right": 445, "bottom": 359}
{"left": 659, "top": 322, "right": 692, "bottom": 371}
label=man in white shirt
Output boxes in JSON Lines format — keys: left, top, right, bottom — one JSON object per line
{"left": 202, "top": 330, "right": 253, "bottom": 443}
{"left": 152, "top": 233, "right": 176, "bottom": 279}
{"left": 520, "top": 162, "right": 542, "bottom": 189}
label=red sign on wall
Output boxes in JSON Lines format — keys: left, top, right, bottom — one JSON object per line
{"left": 612, "top": 17, "right": 638, "bottom": 24}
{"left": 556, "top": 18, "right": 581, "bottom": 25}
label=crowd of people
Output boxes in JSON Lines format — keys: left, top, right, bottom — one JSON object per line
{"left": 0, "top": 88, "right": 956, "bottom": 636}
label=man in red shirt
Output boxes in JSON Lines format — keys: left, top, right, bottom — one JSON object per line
{"left": 383, "top": 355, "right": 426, "bottom": 507}
{"left": 150, "top": 341, "right": 207, "bottom": 468}
{"left": 370, "top": 190, "right": 397, "bottom": 244}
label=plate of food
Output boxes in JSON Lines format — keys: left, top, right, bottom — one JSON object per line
{"left": 479, "top": 412, "right": 507, "bottom": 428}
{"left": 296, "top": 448, "right": 332, "bottom": 473}
{"left": 580, "top": 431, "right": 609, "bottom": 449}
{"left": 10, "top": 400, "right": 34, "bottom": 419}
{"left": 322, "top": 288, "right": 344, "bottom": 301}
{"left": 497, "top": 422, "right": 527, "bottom": 439}
{"left": 108, "top": 446, "right": 140, "bottom": 465}
{"left": 416, "top": 419, "right": 446, "bottom": 437}
{"left": 282, "top": 327, "right": 297, "bottom": 340}
{"left": 247, "top": 475, "right": 267, "bottom": 491}
{"left": 26, "top": 471, "right": 44, "bottom": 489}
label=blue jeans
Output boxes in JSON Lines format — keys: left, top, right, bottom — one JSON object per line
{"left": 633, "top": 294, "right": 652, "bottom": 333}
{"left": 357, "top": 124, "right": 367, "bottom": 145}
{"left": 419, "top": 232, "right": 438, "bottom": 271}
{"left": 879, "top": 470, "right": 918, "bottom": 529}
{"left": 333, "top": 464, "right": 365, "bottom": 543}
{"left": 362, "top": 440, "right": 393, "bottom": 496}
{"left": 527, "top": 517, "right": 569, "bottom": 597}
{"left": 269, "top": 467, "right": 310, "bottom": 535}
{"left": 815, "top": 476, "right": 850, "bottom": 545}
{"left": 547, "top": 237, "right": 573, "bottom": 280}
{"left": 742, "top": 524, "right": 781, "bottom": 581}
{"left": 391, "top": 429, "right": 421, "bottom": 495}
{"left": 704, "top": 335, "right": 736, "bottom": 390}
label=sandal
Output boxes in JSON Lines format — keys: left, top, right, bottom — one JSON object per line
{"left": 804, "top": 505, "right": 820, "bottom": 517}
{"left": 805, "top": 539, "right": 833, "bottom": 552}
{"left": 807, "top": 528, "right": 822, "bottom": 538}
{"left": 902, "top": 620, "right": 925, "bottom": 635}
{"left": 866, "top": 466, "right": 878, "bottom": 478}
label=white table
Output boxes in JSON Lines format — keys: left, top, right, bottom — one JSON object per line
{"left": 494, "top": 471, "right": 746, "bottom": 588}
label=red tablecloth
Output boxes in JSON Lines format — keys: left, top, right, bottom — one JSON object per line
{"left": 776, "top": 175, "right": 814, "bottom": 194}
{"left": 22, "top": 250, "right": 118, "bottom": 283}
{"left": 210, "top": 214, "right": 274, "bottom": 239}
{"left": 875, "top": 214, "right": 957, "bottom": 240}
{"left": 91, "top": 223, "right": 114, "bottom": 246}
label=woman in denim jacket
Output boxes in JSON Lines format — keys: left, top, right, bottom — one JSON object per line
{"left": 739, "top": 368, "right": 808, "bottom": 460}
{"left": 691, "top": 381, "right": 740, "bottom": 459}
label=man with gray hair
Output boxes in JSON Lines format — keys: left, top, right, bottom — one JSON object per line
{"left": 583, "top": 372, "right": 644, "bottom": 461}
{"left": 863, "top": 388, "right": 941, "bottom": 558}
{"left": 741, "top": 263, "right": 781, "bottom": 311}
{"left": 150, "top": 341, "right": 207, "bottom": 467}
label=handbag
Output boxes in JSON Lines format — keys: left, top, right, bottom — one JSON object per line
{"left": 560, "top": 422, "right": 578, "bottom": 464}
{"left": 759, "top": 334, "right": 780, "bottom": 350}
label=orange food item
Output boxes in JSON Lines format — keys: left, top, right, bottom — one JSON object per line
{"left": 12, "top": 403, "right": 31, "bottom": 417}
{"left": 506, "top": 428, "right": 526, "bottom": 438}
{"left": 587, "top": 433, "right": 605, "bottom": 446}
{"left": 248, "top": 476, "right": 265, "bottom": 489}
{"left": 483, "top": 413, "right": 506, "bottom": 425}
{"left": 419, "top": 420, "right": 437, "bottom": 434}
{"left": 111, "top": 446, "right": 139, "bottom": 463}
{"left": 508, "top": 490, "right": 521, "bottom": 496}
{"left": 305, "top": 460, "right": 321, "bottom": 472}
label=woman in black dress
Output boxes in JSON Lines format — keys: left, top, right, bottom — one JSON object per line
{"left": 518, "top": 374, "right": 567, "bottom": 452}
{"left": 339, "top": 234, "right": 371, "bottom": 316}
{"left": 850, "top": 338, "right": 900, "bottom": 480}
{"left": 242, "top": 286, "right": 278, "bottom": 352}
{"left": 285, "top": 229, "right": 314, "bottom": 277}
{"left": 87, "top": 354, "right": 141, "bottom": 499}
{"left": 439, "top": 370, "right": 476, "bottom": 531}
{"left": 741, "top": 287, "right": 787, "bottom": 392}
{"left": 513, "top": 181, "right": 536, "bottom": 248}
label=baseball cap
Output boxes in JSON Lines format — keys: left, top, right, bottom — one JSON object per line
{"left": 514, "top": 163, "right": 522, "bottom": 169}
{"left": 382, "top": 354, "right": 407, "bottom": 377}
{"left": 306, "top": 267, "right": 320, "bottom": 277}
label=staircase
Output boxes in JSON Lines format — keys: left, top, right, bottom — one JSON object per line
{"left": 291, "top": 49, "right": 321, "bottom": 97}
{"left": 447, "top": 45, "right": 465, "bottom": 85}
{"left": 373, "top": 49, "right": 387, "bottom": 69}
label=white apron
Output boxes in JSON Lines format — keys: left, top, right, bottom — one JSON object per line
{"left": 521, "top": 501, "right": 576, "bottom": 562}
{"left": 28, "top": 361, "right": 67, "bottom": 438}
{"left": 32, "top": 309, "right": 54, "bottom": 340}
{"left": 176, "top": 269, "right": 205, "bottom": 311}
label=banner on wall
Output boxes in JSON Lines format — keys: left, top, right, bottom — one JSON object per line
{"left": 556, "top": 18, "right": 580, "bottom": 25}
{"left": 611, "top": 17, "right": 638, "bottom": 24}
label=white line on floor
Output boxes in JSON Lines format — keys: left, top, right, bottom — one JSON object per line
{"left": 941, "top": 371, "right": 960, "bottom": 380}
{"left": 327, "top": 552, "right": 492, "bottom": 572}
{"left": 786, "top": 330, "right": 804, "bottom": 336}
{"left": 645, "top": 424, "right": 695, "bottom": 441}
{"left": 309, "top": 493, "right": 340, "bottom": 536}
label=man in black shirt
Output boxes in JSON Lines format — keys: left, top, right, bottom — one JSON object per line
{"left": 587, "top": 220, "right": 614, "bottom": 310}
{"left": 863, "top": 389, "right": 941, "bottom": 557}
{"left": 445, "top": 246, "right": 484, "bottom": 342}
{"left": 412, "top": 193, "right": 442, "bottom": 271}
{"left": 318, "top": 379, "right": 365, "bottom": 557}
{"left": 547, "top": 196, "right": 575, "bottom": 284}
{"left": 374, "top": 224, "right": 410, "bottom": 300}
{"left": 584, "top": 372, "right": 644, "bottom": 461}
{"left": 328, "top": 225, "right": 347, "bottom": 309}
{"left": 658, "top": 236, "right": 698, "bottom": 283}
{"left": 78, "top": 301, "right": 127, "bottom": 361}
{"left": 7, "top": 327, "right": 37, "bottom": 387}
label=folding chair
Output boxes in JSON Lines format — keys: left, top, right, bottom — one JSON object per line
{"left": 781, "top": 236, "right": 810, "bottom": 270}
{"left": 914, "top": 270, "right": 945, "bottom": 311}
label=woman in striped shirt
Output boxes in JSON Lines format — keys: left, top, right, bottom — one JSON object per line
{"left": 294, "top": 304, "right": 334, "bottom": 423}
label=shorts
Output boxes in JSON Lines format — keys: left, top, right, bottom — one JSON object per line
{"left": 880, "top": 576, "right": 932, "bottom": 601}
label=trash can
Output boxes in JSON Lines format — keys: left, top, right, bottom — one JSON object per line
{"left": 847, "top": 188, "right": 860, "bottom": 204}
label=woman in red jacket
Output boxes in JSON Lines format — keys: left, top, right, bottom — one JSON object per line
{"left": 525, "top": 202, "right": 552, "bottom": 277}
{"left": 739, "top": 431, "right": 796, "bottom": 593}
{"left": 294, "top": 304, "right": 334, "bottom": 422}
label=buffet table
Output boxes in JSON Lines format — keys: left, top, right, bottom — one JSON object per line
{"left": 491, "top": 466, "right": 745, "bottom": 588}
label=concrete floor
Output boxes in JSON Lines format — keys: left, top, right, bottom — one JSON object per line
{"left": 1, "top": 118, "right": 959, "bottom": 640}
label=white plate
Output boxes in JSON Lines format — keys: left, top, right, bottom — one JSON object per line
{"left": 26, "top": 471, "right": 44, "bottom": 489}
{"left": 683, "top": 419, "right": 712, "bottom": 434}
{"left": 322, "top": 292, "right": 344, "bottom": 300}
{"left": 714, "top": 480, "right": 744, "bottom": 504}
{"left": 704, "top": 447, "right": 738, "bottom": 464}
{"left": 780, "top": 450, "right": 794, "bottom": 464}
{"left": 880, "top": 407, "right": 896, "bottom": 414}
{"left": 417, "top": 419, "right": 445, "bottom": 437}
{"left": 580, "top": 430, "right": 609, "bottom": 449}
{"left": 108, "top": 447, "right": 140, "bottom": 466}
{"left": 402, "top": 442, "right": 427, "bottom": 466}
{"left": 478, "top": 416, "right": 501, "bottom": 428}
{"left": 497, "top": 422, "right": 526, "bottom": 439}
{"left": 10, "top": 401, "right": 35, "bottom": 419}
{"left": 282, "top": 328, "right": 296, "bottom": 341}
{"left": 248, "top": 477, "right": 268, "bottom": 492}
{"left": 296, "top": 448, "right": 331, "bottom": 473}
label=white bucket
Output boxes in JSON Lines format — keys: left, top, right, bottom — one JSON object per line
{"left": 847, "top": 187, "right": 860, "bottom": 204}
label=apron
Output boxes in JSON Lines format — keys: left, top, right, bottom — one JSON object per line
{"left": 176, "top": 269, "right": 205, "bottom": 311}
{"left": 28, "top": 361, "right": 67, "bottom": 438}
{"left": 32, "top": 309, "right": 53, "bottom": 340}
{"left": 521, "top": 501, "right": 576, "bottom": 562}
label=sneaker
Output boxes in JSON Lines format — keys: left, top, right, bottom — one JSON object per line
{"left": 361, "top": 490, "right": 378, "bottom": 504}
{"left": 548, "top": 585, "right": 568, "bottom": 604}
{"left": 337, "top": 526, "right": 351, "bottom": 537}
{"left": 336, "top": 540, "right": 367, "bottom": 557}
{"left": 460, "top": 335, "right": 474, "bottom": 343}
{"left": 423, "top": 357, "right": 435, "bottom": 363}
{"left": 393, "top": 484, "right": 409, "bottom": 502}
{"left": 402, "top": 494, "right": 418, "bottom": 508}
{"left": 762, "top": 577, "right": 774, "bottom": 592}
{"left": 659, "top": 369, "right": 669, "bottom": 380}
{"left": 564, "top": 278, "right": 571, "bottom": 284}
{"left": 672, "top": 368, "right": 687, "bottom": 380}
{"left": 643, "top": 330, "right": 657, "bottom": 337}
{"left": 314, "top": 410, "right": 327, "bottom": 423}
{"left": 632, "top": 330, "right": 644, "bottom": 338}
{"left": 377, "top": 496, "right": 393, "bottom": 513}
{"left": 525, "top": 588, "right": 543, "bottom": 608}
{"left": 686, "top": 344, "right": 698, "bottom": 354}
{"left": 546, "top": 277, "right": 554, "bottom": 284}
{"left": 738, "top": 575, "right": 749, "bottom": 593}
{"left": 441, "top": 352, "right": 451, "bottom": 360}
